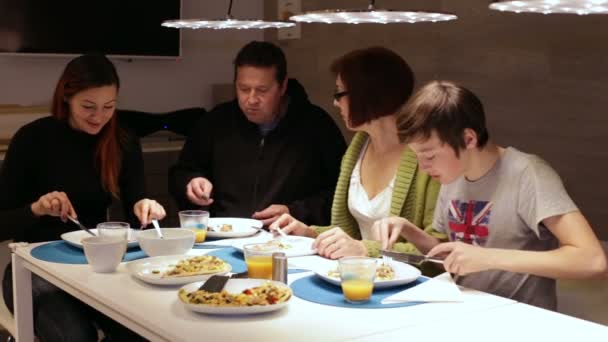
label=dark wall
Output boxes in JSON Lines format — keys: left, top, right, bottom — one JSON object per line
{"left": 265, "top": 0, "right": 608, "bottom": 239}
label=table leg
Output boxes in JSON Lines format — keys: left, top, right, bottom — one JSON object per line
{"left": 12, "top": 253, "right": 34, "bottom": 342}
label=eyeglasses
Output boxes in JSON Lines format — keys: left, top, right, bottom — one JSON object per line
{"left": 333, "top": 91, "right": 349, "bottom": 101}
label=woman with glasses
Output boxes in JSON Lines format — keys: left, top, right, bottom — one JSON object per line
{"left": 270, "top": 47, "right": 444, "bottom": 259}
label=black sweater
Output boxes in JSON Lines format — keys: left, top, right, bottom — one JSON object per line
{"left": 169, "top": 79, "right": 346, "bottom": 225}
{"left": 0, "top": 117, "right": 146, "bottom": 243}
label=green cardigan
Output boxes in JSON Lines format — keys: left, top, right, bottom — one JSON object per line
{"left": 313, "top": 132, "right": 444, "bottom": 257}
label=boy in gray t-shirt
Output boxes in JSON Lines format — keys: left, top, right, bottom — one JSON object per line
{"left": 372, "top": 81, "right": 607, "bottom": 310}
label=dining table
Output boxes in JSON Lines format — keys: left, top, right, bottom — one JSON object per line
{"left": 10, "top": 234, "right": 608, "bottom": 342}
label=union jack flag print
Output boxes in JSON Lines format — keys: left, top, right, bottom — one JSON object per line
{"left": 447, "top": 200, "right": 492, "bottom": 246}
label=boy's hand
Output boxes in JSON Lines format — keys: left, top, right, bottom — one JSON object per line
{"left": 428, "top": 241, "right": 492, "bottom": 276}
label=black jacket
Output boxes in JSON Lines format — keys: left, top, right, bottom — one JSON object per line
{"left": 0, "top": 117, "right": 146, "bottom": 242}
{"left": 169, "top": 79, "right": 346, "bottom": 225}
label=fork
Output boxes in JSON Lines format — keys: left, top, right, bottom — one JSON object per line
{"left": 275, "top": 227, "right": 289, "bottom": 238}
{"left": 382, "top": 255, "right": 392, "bottom": 266}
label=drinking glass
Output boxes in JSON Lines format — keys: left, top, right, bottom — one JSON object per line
{"left": 82, "top": 236, "right": 127, "bottom": 273}
{"left": 96, "top": 222, "right": 130, "bottom": 241}
{"left": 178, "top": 210, "right": 209, "bottom": 243}
{"left": 243, "top": 243, "right": 279, "bottom": 279}
{"left": 338, "top": 256, "right": 377, "bottom": 304}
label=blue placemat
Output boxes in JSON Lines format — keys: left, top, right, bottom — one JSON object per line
{"left": 31, "top": 241, "right": 146, "bottom": 264}
{"left": 30, "top": 241, "right": 232, "bottom": 265}
{"left": 205, "top": 247, "right": 247, "bottom": 273}
{"left": 291, "top": 275, "right": 428, "bottom": 309}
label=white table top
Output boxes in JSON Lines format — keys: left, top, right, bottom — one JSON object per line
{"left": 353, "top": 302, "right": 608, "bottom": 342}
{"left": 14, "top": 242, "right": 517, "bottom": 342}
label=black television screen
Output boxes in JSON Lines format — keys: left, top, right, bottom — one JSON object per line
{"left": 0, "top": 0, "right": 181, "bottom": 58}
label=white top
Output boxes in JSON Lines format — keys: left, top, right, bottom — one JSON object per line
{"left": 348, "top": 140, "right": 396, "bottom": 240}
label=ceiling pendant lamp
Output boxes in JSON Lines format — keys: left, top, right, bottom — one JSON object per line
{"left": 162, "top": 0, "right": 295, "bottom": 30}
{"left": 289, "top": 0, "right": 457, "bottom": 24}
{"left": 489, "top": 0, "right": 608, "bottom": 15}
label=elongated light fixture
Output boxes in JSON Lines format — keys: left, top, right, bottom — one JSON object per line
{"left": 489, "top": 0, "right": 608, "bottom": 15}
{"left": 162, "top": 0, "right": 295, "bottom": 30}
{"left": 289, "top": 0, "right": 457, "bottom": 24}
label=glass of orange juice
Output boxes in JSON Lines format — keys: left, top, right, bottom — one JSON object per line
{"left": 338, "top": 256, "right": 377, "bottom": 304}
{"left": 243, "top": 243, "right": 279, "bottom": 279}
{"left": 178, "top": 210, "right": 209, "bottom": 243}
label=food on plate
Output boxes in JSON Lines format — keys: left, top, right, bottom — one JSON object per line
{"left": 179, "top": 282, "right": 291, "bottom": 306}
{"left": 250, "top": 240, "right": 292, "bottom": 251}
{"left": 327, "top": 263, "right": 395, "bottom": 281}
{"left": 163, "top": 255, "right": 228, "bottom": 277}
{"left": 375, "top": 263, "right": 395, "bottom": 280}
{"left": 219, "top": 224, "right": 233, "bottom": 232}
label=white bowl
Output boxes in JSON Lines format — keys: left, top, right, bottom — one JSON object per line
{"left": 137, "top": 228, "right": 195, "bottom": 257}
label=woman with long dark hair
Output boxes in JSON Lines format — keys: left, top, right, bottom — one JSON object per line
{"left": 0, "top": 54, "right": 165, "bottom": 341}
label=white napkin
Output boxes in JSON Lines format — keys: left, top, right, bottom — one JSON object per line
{"left": 381, "top": 272, "right": 464, "bottom": 304}
{"left": 288, "top": 255, "right": 337, "bottom": 273}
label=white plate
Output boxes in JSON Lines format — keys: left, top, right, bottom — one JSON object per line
{"left": 231, "top": 235, "right": 317, "bottom": 257}
{"left": 315, "top": 260, "right": 421, "bottom": 289}
{"left": 204, "top": 217, "right": 262, "bottom": 239}
{"left": 61, "top": 229, "right": 140, "bottom": 249}
{"left": 126, "top": 254, "right": 231, "bottom": 285}
{"left": 178, "top": 279, "right": 291, "bottom": 315}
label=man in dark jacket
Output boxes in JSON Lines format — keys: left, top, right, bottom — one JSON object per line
{"left": 169, "top": 41, "right": 346, "bottom": 226}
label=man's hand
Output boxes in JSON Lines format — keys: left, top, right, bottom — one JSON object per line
{"left": 252, "top": 204, "right": 289, "bottom": 226}
{"left": 427, "top": 241, "right": 493, "bottom": 276}
{"left": 186, "top": 177, "right": 214, "bottom": 206}
{"left": 313, "top": 227, "right": 367, "bottom": 259}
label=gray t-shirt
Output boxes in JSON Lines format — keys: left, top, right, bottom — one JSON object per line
{"left": 432, "top": 147, "right": 578, "bottom": 310}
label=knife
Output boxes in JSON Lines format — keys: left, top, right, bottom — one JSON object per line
{"left": 381, "top": 250, "right": 444, "bottom": 266}
{"left": 67, "top": 216, "right": 97, "bottom": 237}
{"left": 198, "top": 271, "right": 249, "bottom": 292}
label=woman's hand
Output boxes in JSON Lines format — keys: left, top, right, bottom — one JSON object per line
{"left": 313, "top": 227, "right": 367, "bottom": 259}
{"left": 370, "top": 216, "right": 413, "bottom": 250}
{"left": 269, "top": 214, "right": 317, "bottom": 238}
{"left": 134, "top": 199, "right": 166, "bottom": 227}
{"left": 31, "top": 191, "right": 76, "bottom": 222}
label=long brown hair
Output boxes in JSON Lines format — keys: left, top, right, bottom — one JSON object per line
{"left": 51, "top": 54, "right": 123, "bottom": 197}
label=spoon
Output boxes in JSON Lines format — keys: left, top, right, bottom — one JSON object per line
{"left": 152, "top": 219, "right": 164, "bottom": 239}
